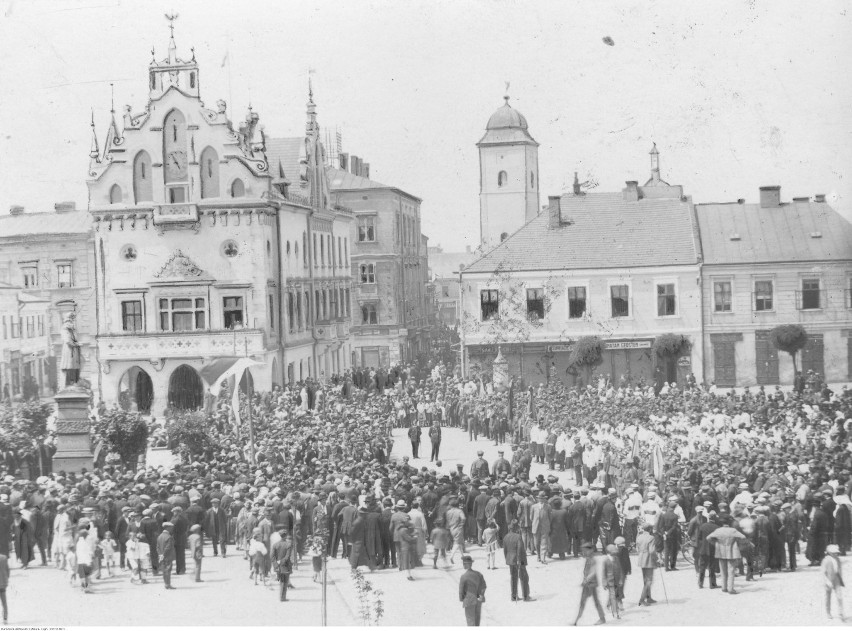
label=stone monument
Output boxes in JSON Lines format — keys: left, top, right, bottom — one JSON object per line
{"left": 492, "top": 346, "right": 509, "bottom": 392}
{"left": 52, "top": 385, "right": 93, "bottom": 473}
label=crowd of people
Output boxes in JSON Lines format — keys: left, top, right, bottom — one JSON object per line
{"left": 0, "top": 361, "right": 850, "bottom": 624}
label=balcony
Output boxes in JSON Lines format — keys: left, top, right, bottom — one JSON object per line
{"left": 152, "top": 202, "right": 198, "bottom": 226}
{"left": 98, "top": 328, "right": 266, "bottom": 363}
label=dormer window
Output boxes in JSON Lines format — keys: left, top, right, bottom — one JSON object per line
{"left": 231, "top": 179, "right": 245, "bottom": 198}
{"left": 190, "top": 72, "right": 196, "bottom": 89}
{"left": 109, "top": 184, "right": 123, "bottom": 204}
{"left": 133, "top": 150, "right": 153, "bottom": 203}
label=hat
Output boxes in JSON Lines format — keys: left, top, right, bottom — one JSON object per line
{"left": 605, "top": 544, "right": 618, "bottom": 554}
{"left": 395, "top": 500, "right": 407, "bottom": 509}
{"left": 162, "top": 521, "right": 174, "bottom": 528}
{"left": 211, "top": 498, "right": 221, "bottom": 503}
{"left": 738, "top": 482, "right": 749, "bottom": 490}
{"left": 479, "top": 485, "right": 488, "bottom": 490}
{"left": 614, "top": 536, "right": 626, "bottom": 545}
{"left": 827, "top": 544, "right": 841, "bottom": 555}
{"left": 461, "top": 555, "right": 473, "bottom": 563}
{"left": 477, "top": 450, "right": 484, "bottom": 456}
{"left": 190, "top": 524, "right": 201, "bottom": 532}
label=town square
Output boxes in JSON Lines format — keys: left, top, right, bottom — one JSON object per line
{"left": 0, "top": 1, "right": 851, "bottom": 628}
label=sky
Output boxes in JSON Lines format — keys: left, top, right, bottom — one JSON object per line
{"left": 0, "top": 0, "right": 850, "bottom": 251}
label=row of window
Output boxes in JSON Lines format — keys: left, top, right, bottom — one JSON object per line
{"left": 20, "top": 263, "right": 74, "bottom": 289}
{"left": 479, "top": 283, "right": 677, "bottom": 322}
{"left": 284, "top": 232, "right": 349, "bottom": 270}
{"left": 121, "top": 296, "right": 257, "bottom": 333}
{"left": 357, "top": 213, "right": 421, "bottom": 248}
{"left": 713, "top": 278, "right": 839, "bottom": 313}
{"left": 285, "top": 287, "right": 352, "bottom": 333}
{"left": 1, "top": 315, "right": 45, "bottom": 340}
{"left": 496, "top": 170, "right": 535, "bottom": 188}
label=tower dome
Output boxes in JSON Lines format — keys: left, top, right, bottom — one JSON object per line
{"left": 486, "top": 96, "right": 528, "bottom": 130}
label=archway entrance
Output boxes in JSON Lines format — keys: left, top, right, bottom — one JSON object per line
{"left": 168, "top": 364, "right": 204, "bottom": 411}
{"left": 239, "top": 369, "right": 254, "bottom": 396}
{"left": 118, "top": 366, "right": 154, "bottom": 414}
{"left": 271, "top": 357, "right": 281, "bottom": 389}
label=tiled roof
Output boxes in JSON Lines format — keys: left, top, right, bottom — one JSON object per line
{"left": 695, "top": 201, "right": 852, "bottom": 265}
{"left": 264, "top": 137, "right": 309, "bottom": 197}
{"left": 328, "top": 167, "right": 392, "bottom": 191}
{"left": 0, "top": 210, "right": 92, "bottom": 237}
{"left": 465, "top": 191, "right": 700, "bottom": 273}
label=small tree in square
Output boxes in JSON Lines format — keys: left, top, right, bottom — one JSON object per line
{"left": 568, "top": 336, "right": 604, "bottom": 385}
{"left": 93, "top": 406, "right": 149, "bottom": 469}
{"left": 770, "top": 324, "right": 808, "bottom": 376}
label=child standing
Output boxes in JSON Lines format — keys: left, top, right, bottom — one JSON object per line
{"left": 248, "top": 530, "right": 268, "bottom": 585}
{"left": 482, "top": 520, "right": 498, "bottom": 570}
{"left": 430, "top": 520, "right": 450, "bottom": 569}
{"left": 134, "top": 534, "right": 150, "bottom": 584}
{"left": 65, "top": 544, "right": 78, "bottom": 586}
{"left": 100, "top": 532, "right": 117, "bottom": 577}
{"left": 308, "top": 537, "right": 323, "bottom": 583}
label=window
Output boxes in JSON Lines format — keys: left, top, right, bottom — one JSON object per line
{"left": 304, "top": 291, "right": 311, "bottom": 325}
{"left": 2, "top": 316, "right": 5, "bottom": 339}
{"left": 568, "top": 286, "right": 587, "bottom": 319}
{"left": 360, "top": 263, "right": 376, "bottom": 284}
{"left": 320, "top": 235, "right": 325, "bottom": 266}
{"left": 223, "top": 297, "right": 244, "bottom": 329}
{"left": 801, "top": 278, "right": 821, "bottom": 310}
{"left": 313, "top": 234, "right": 318, "bottom": 267}
{"left": 159, "top": 297, "right": 206, "bottom": 331}
{"left": 362, "top": 304, "right": 378, "bottom": 324}
{"left": 121, "top": 300, "right": 143, "bottom": 332}
{"left": 133, "top": 150, "right": 153, "bottom": 203}
{"left": 21, "top": 266, "right": 37, "bottom": 289}
{"left": 480, "top": 289, "right": 499, "bottom": 321}
{"left": 26, "top": 316, "right": 34, "bottom": 337}
{"left": 330, "top": 288, "right": 338, "bottom": 318}
{"left": 200, "top": 147, "right": 219, "bottom": 199}
{"left": 530, "top": 171, "right": 535, "bottom": 188}
{"left": 230, "top": 179, "right": 245, "bottom": 198}
{"left": 345, "top": 288, "right": 351, "bottom": 317}
{"left": 442, "top": 285, "right": 450, "bottom": 298}
{"left": 189, "top": 71, "right": 196, "bottom": 88}
{"left": 358, "top": 216, "right": 376, "bottom": 242}
{"left": 109, "top": 184, "right": 123, "bottom": 204}
{"left": 713, "top": 281, "right": 732, "bottom": 312}
{"left": 37, "top": 315, "right": 44, "bottom": 336}
{"left": 10, "top": 317, "right": 20, "bottom": 338}
{"left": 610, "top": 285, "right": 629, "bottom": 318}
{"left": 344, "top": 238, "right": 349, "bottom": 265}
{"left": 56, "top": 263, "right": 73, "bottom": 288}
{"left": 656, "top": 283, "right": 676, "bottom": 316}
{"left": 296, "top": 293, "right": 303, "bottom": 330}
{"left": 498, "top": 171, "right": 507, "bottom": 187}
{"left": 302, "top": 232, "right": 307, "bottom": 266}
{"left": 338, "top": 237, "right": 342, "bottom": 268}
{"left": 287, "top": 294, "right": 295, "bottom": 332}
{"left": 526, "top": 288, "right": 545, "bottom": 321}
{"left": 754, "top": 280, "right": 773, "bottom": 311}
{"left": 315, "top": 289, "right": 323, "bottom": 321}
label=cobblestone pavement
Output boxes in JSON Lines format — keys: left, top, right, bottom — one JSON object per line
{"left": 5, "top": 426, "right": 850, "bottom": 626}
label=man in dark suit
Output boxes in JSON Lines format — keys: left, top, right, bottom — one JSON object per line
{"left": 503, "top": 520, "right": 534, "bottom": 601}
{"left": 156, "top": 522, "right": 176, "bottom": 590}
{"left": 458, "top": 555, "right": 487, "bottom": 626}
{"left": 697, "top": 511, "right": 719, "bottom": 588}
{"left": 203, "top": 498, "right": 228, "bottom": 557}
{"left": 185, "top": 496, "right": 205, "bottom": 530}
{"left": 429, "top": 422, "right": 442, "bottom": 462}
{"left": 170, "top": 506, "right": 189, "bottom": 575}
{"left": 115, "top": 506, "right": 132, "bottom": 570}
{"left": 567, "top": 492, "right": 587, "bottom": 556}
{"left": 140, "top": 508, "right": 160, "bottom": 574}
{"left": 339, "top": 497, "right": 359, "bottom": 562}
{"left": 656, "top": 500, "right": 681, "bottom": 571}
{"left": 408, "top": 424, "right": 422, "bottom": 459}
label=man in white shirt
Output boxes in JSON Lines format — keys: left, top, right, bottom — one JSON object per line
{"left": 623, "top": 485, "right": 643, "bottom": 549}
{"left": 641, "top": 492, "right": 662, "bottom": 530}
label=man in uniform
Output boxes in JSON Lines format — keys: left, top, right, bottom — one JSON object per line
{"left": 503, "top": 520, "right": 534, "bottom": 602}
{"left": 408, "top": 423, "right": 422, "bottom": 459}
{"left": 470, "top": 451, "right": 489, "bottom": 480}
{"left": 492, "top": 451, "right": 512, "bottom": 479}
{"left": 156, "top": 521, "right": 176, "bottom": 590}
{"left": 459, "top": 555, "right": 487, "bottom": 626}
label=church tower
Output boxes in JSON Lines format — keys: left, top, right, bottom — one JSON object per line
{"left": 477, "top": 95, "right": 539, "bottom": 250}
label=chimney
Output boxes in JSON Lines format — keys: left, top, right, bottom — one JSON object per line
{"left": 54, "top": 201, "right": 76, "bottom": 212}
{"left": 352, "top": 155, "right": 361, "bottom": 176}
{"left": 572, "top": 172, "right": 581, "bottom": 196}
{"left": 9, "top": 205, "right": 24, "bottom": 215}
{"left": 339, "top": 152, "right": 349, "bottom": 170}
{"left": 815, "top": 194, "right": 826, "bottom": 203}
{"left": 759, "top": 185, "right": 781, "bottom": 208}
{"left": 548, "top": 195, "right": 562, "bottom": 229}
{"left": 363, "top": 163, "right": 370, "bottom": 179}
{"left": 792, "top": 196, "right": 810, "bottom": 203}
{"left": 622, "top": 181, "right": 640, "bottom": 202}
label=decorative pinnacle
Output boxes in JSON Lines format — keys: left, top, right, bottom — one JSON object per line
{"left": 110, "top": 83, "right": 115, "bottom": 114}
{"left": 165, "top": 12, "right": 178, "bottom": 39}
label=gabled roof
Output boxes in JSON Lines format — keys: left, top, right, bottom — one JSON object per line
{"left": 0, "top": 211, "right": 92, "bottom": 238}
{"left": 465, "top": 190, "right": 700, "bottom": 274}
{"left": 696, "top": 201, "right": 852, "bottom": 265}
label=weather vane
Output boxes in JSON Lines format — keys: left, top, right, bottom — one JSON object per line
{"left": 165, "top": 12, "right": 179, "bottom": 38}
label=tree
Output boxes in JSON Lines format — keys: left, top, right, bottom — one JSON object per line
{"left": 568, "top": 336, "right": 604, "bottom": 384}
{"left": 92, "top": 406, "right": 148, "bottom": 469}
{"left": 165, "top": 410, "right": 222, "bottom": 463}
{"left": 770, "top": 324, "right": 808, "bottom": 376}
{"left": 653, "top": 333, "right": 690, "bottom": 358}
{"left": 0, "top": 399, "right": 52, "bottom": 462}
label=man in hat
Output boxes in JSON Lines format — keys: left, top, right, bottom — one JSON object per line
{"left": 140, "top": 508, "right": 159, "bottom": 575}
{"left": 390, "top": 500, "right": 410, "bottom": 571}
{"left": 203, "top": 497, "right": 228, "bottom": 558}
{"left": 503, "top": 520, "right": 534, "bottom": 602}
{"left": 408, "top": 422, "right": 422, "bottom": 459}
{"left": 272, "top": 530, "right": 294, "bottom": 601}
{"left": 458, "top": 554, "right": 487, "bottom": 626}
{"left": 470, "top": 452, "right": 489, "bottom": 481}
{"left": 170, "top": 505, "right": 188, "bottom": 575}
{"left": 492, "top": 451, "right": 512, "bottom": 479}
{"left": 531, "top": 491, "right": 552, "bottom": 564}
{"left": 429, "top": 421, "right": 442, "bottom": 462}
{"left": 573, "top": 542, "right": 607, "bottom": 626}
{"left": 473, "top": 486, "right": 490, "bottom": 546}
{"left": 157, "top": 522, "right": 176, "bottom": 590}
{"left": 636, "top": 523, "right": 658, "bottom": 606}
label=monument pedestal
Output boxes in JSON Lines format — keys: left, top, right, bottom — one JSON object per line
{"left": 492, "top": 346, "right": 509, "bottom": 393}
{"left": 52, "top": 386, "right": 93, "bottom": 474}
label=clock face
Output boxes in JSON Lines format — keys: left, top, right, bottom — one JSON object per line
{"left": 165, "top": 150, "right": 187, "bottom": 181}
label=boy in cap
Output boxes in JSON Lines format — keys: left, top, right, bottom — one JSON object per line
{"left": 187, "top": 524, "right": 203, "bottom": 583}
{"left": 821, "top": 544, "right": 845, "bottom": 621}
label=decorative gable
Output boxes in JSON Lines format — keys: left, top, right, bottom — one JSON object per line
{"left": 151, "top": 250, "right": 215, "bottom": 284}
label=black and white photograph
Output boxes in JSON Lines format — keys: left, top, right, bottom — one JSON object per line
{"left": 0, "top": 0, "right": 850, "bottom": 626}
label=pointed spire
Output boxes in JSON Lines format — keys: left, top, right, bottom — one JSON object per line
{"left": 89, "top": 110, "right": 101, "bottom": 161}
{"left": 649, "top": 142, "right": 660, "bottom": 182}
{"left": 165, "top": 13, "right": 178, "bottom": 63}
{"left": 504, "top": 81, "right": 510, "bottom": 105}
{"left": 306, "top": 76, "right": 318, "bottom": 134}
{"left": 103, "top": 84, "right": 121, "bottom": 159}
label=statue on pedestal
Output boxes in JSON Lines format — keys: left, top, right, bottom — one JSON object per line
{"left": 60, "top": 313, "right": 82, "bottom": 387}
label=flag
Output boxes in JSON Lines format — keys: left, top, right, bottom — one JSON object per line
{"left": 630, "top": 424, "right": 640, "bottom": 462}
{"left": 202, "top": 356, "right": 265, "bottom": 427}
{"left": 651, "top": 442, "right": 665, "bottom": 482}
